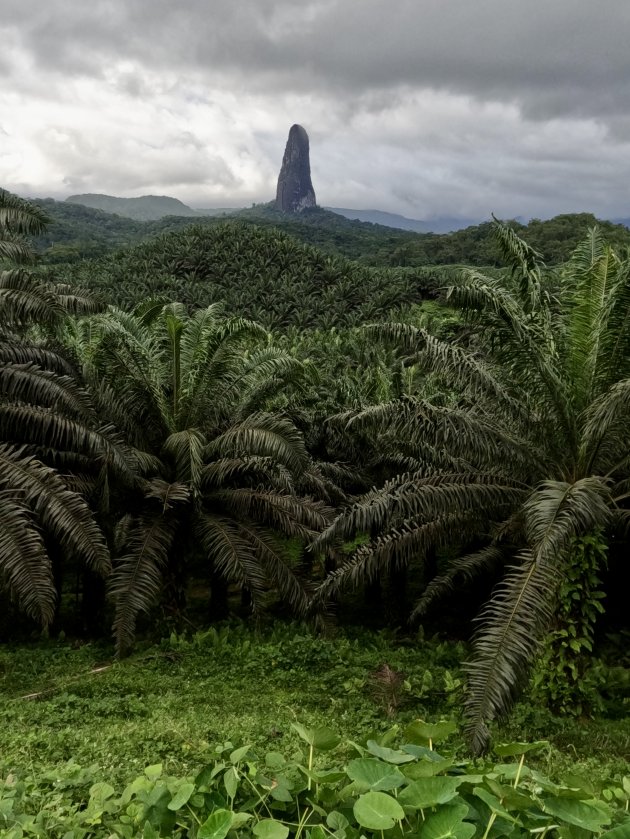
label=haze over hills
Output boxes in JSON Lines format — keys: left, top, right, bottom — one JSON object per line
{"left": 325, "top": 207, "right": 480, "bottom": 233}
{"left": 65, "top": 191, "right": 480, "bottom": 232}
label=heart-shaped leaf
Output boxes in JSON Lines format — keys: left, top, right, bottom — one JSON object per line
{"left": 253, "top": 819, "right": 290, "bottom": 839}
{"left": 198, "top": 809, "right": 233, "bottom": 839}
{"left": 398, "top": 777, "right": 462, "bottom": 809}
{"left": 346, "top": 758, "right": 405, "bottom": 791}
{"left": 353, "top": 791, "right": 404, "bottom": 830}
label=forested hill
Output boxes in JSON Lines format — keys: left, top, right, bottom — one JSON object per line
{"left": 33, "top": 197, "right": 630, "bottom": 267}
{"left": 50, "top": 221, "right": 441, "bottom": 330}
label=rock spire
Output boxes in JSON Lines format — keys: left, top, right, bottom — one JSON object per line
{"left": 275, "top": 124, "right": 317, "bottom": 213}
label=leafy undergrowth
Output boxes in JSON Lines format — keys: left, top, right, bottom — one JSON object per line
{"left": 2, "top": 724, "right": 630, "bottom": 838}
{"left": 1, "top": 623, "right": 629, "bottom": 836}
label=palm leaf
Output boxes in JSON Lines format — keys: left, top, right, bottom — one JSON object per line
{"left": 464, "top": 552, "right": 560, "bottom": 755}
{"left": 208, "top": 413, "right": 309, "bottom": 476}
{"left": 110, "top": 513, "right": 178, "bottom": 656}
{"left": 0, "top": 491, "right": 56, "bottom": 627}
{"left": 0, "top": 443, "right": 110, "bottom": 576}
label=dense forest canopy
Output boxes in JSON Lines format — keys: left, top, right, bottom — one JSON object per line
{"left": 32, "top": 196, "right": 630, "bottom": 267}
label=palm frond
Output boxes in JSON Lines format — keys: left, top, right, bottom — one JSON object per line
{"left": 194, "top": 513, "right": 268, "bottom": 606}
{"left": 464, "top": 551, "right": 560, "bottom": 755}
{"left": 208, "top": 413, "right": 309, "bottom": 477}
{"left": 161, "top": 428, "right": 206, "bottom": 493}
{"left": 313, "top": 472, "right": 525, "bottom": 552}
{"left": 0, "top": 270, "right": 63, "bottom": 327}
{"left": 0, "top": 340, "right": 75, "bottom": 375}
{"left": 0, "top": 405, "right": 136, "bottom": 481}
{"left": 313, "top": 512, "right": 472, "bottom": 609}
{"left": 411, "top": 545, "right": 505, "bottom": 621}
{"left": 0, "top": 190, "right": 50, "bottom": 235}
{"left": 209, "top": 487, "right": 330, "bottom": 539}
{"left": 0, "top": 491, "right": 56, "bottom": 627}
{"left": 491, "top": 218, "right": 544, "bottom": 312}
{"left": 0, "top": 443, "right": 110, "bottom": 576}
{"left": 144, "top": 478, "right": 190, "bottom": 512}
{"left": 110, "top": 513, "right": 177, "bottom": 656}
{"left": 565, "top": 230, "right": 617, "bottom": 408}
{"left": 0, "top": 362, "right": 95, "bottom": 418}
{"left": 202, "top": 456, "right": 295, "bottom": 494}
{"left": 524, "top": 477, "right": 611, "bottom": 564}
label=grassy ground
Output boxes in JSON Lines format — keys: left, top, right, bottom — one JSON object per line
{"left": 1, "top": 622, "right": 628, "bottom": 788}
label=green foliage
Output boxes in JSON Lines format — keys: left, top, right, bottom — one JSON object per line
{"left": 50, "top": 222, "right": 437, "bottom": 330}
{"left": 533, "top": 532, "right": 608, "bottom": 715}
{"left": 313, "top": 224, "right": 630, "bottom": 753}
{"left": 1, "top": 721, "right": 629, "bottom": 838}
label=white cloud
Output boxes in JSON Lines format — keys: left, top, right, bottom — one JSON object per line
{"left": 2, "top": 0, "right": 630, "bottom": 220}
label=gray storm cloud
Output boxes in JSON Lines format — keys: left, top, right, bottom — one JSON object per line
{"left": 1, "top": 0, "right": 630, "bottom": 219}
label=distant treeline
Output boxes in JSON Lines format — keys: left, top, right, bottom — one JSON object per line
{"left": 33, "top": 198, "right": 630, "bottom": 267}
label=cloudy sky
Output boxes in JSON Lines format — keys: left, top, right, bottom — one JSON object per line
{"left": 2, "top": 0, "right": 630, "bottom": 222}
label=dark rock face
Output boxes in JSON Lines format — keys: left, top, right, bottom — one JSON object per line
{"left": 275, "top": 124, "right": 317, "bottom": 213}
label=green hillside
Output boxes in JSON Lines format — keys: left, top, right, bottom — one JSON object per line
{"left": 52, "top": 221, "right": 442, "bottom": 329}
{"left": 65, "top": 192, "right": 200, "bottom": 220}
{"left": 34, "top": 197, "right": 630, "bottom": 269}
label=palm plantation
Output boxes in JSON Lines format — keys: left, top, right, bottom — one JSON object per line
{"left": 313, "top": 224, "right": 630, "bottom": 752}
{"left": 69, "top": 301, "right": 331, "bottom": 653}
{"left": 2, "top": 184, "right": 629, "bottom": 765}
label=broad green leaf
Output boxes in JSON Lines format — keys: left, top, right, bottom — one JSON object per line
{"left": 601, "top": 821, "right": 630, "bottom": 839}
{"left": 231, "top": 812, "right": 254, "bottom": 830}
{"left": 421, "top": 803, "right": 476, "bottom": 839}
{"left": 472, "top": 788, "right": 518, "bottom": 824}
{"left": 291, "top": 723, "right": 340, "bottom": 750}
{"left": 198, "top": 809, "right": 233, "bottom": 839}
{"left": 326, "top": 811, "right": 349, "bottom": 831}
{"left": 265, "top": 751, "right": 286, "bottom": 769}
{"left": 366, "top": 740, "right": 415, "bottom": 764}
{"left": 543, "top": 797, "right": 611, "bottom": 832}
{"left": 253, "top": 818, "right": 290, "bottom": 839}
{"left": 402, "top": 744, "right": 447, "bottom": 762}
{"left": 493, "top": 740, "right": 548, "bottom": 757}
{"left": 301, "top": 766, "right": 347, "bottom": 784}
{"left": 346, "top": 758, "right": 405, "bottom": 791}
{"left": 89, "top": 781, "right": 115, "bottom": 802}
{"left": 230, "top": 744, "right": 251, "bottom": 763}
{"left": 353, "top": 791, "right": 405, "bottom": 830}
{"left": 403, "top": 758, "right": 454, "bottom": 779}
{"left": 223, "top": 766, "right": 238, "bottom": 799}
{"left": 144, "top": 764, "right": 162, "bottom": 781}
{"left": 404, "top": 720, "right": 457, "bottom": 746}
{"left": 167, "top": 782, "right": 195, "bottom": 811}
{"left": 312, "top": 727, "right": 341, "bottom": 751}
{"left": 399, "top": 777, "right": 462, "bottom": 809}
{"left": 291, "top": 722, "right": 313, "bottom": 744}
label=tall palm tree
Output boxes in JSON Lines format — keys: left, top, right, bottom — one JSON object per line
{"left": 71, "top": 301, "right": 331, "bottom": 654}
{"left": 1, "top": 189, "right": 132, "bottom": 630}
{"left": 313, "top": 223, "right": 630, "bottom": 754}
{"left": 0, "top": 189, "right": 49, "bottom": 264}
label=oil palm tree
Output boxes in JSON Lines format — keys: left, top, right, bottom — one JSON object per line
{"left": 313, "top": 223, "right": 630, "bottom": 754}
{"left": 0, "top": 189, "right": 49, "bottom": 264}
{"left": 71, "top": 301, "right": 331, "bottom": 654}
{"left": 1, "top": 190, "right": 131, "bottom": 629}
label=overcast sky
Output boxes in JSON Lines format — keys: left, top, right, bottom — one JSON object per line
{"left": 2, "top": 0, "right": 630, "bottom": 221}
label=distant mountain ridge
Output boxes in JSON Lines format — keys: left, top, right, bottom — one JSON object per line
{"left": 64, "top": 192, "right": 477, "bottom": 232}
{"left": 326, "top": 207, "right": 479, "bottom": 233}
{"left": 66, "top": 193, "right": 201, "bottom": 221}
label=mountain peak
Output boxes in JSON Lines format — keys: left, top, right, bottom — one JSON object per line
{"left": 275, "top": 124, "right": 317, "bottom": 213}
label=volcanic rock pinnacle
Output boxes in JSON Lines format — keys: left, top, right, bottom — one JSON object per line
{"left": 275, "top": 124, "right": 317, "bottom": 213}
